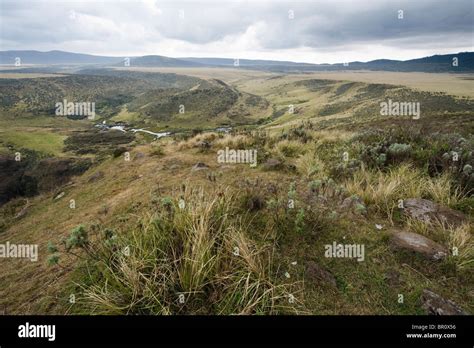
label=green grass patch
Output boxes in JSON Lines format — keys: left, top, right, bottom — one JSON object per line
{"left": 0, "top": 130, "right": 66, "bottom": 155}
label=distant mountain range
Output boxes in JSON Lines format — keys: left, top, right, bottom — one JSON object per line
{"left": 0, "top": 50, "right": 120, "bottom": 65}
{"left": 1, "top": 50, "right": 473, "bottom": 73}
{"left": 124, "top": 55, "right": 202, "bottom": 67}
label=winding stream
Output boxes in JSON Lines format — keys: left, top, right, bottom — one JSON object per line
{"left": 95, "top": 123, "right": 170, "bottom": 139}
{"left": 95, "top": 122, "right": 232, "bottom": 139}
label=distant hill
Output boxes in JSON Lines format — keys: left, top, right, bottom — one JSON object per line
{"left": 335, "top": 52, "right": 474, "bottom": 73}
{"left": 0, "top": 50, "right": 123, "bottom": 65}
{"left": 180, "top": 57, "right": 316, "bottom": 67}
{"left": 125, "top": 55, "right": 204, "bottom": 67}
{"left": 1, "top": 50, "right": 472, "bottom": 73}
{"left": 0, "top": 51, "right": 204, "bottom": 68}
{"left": 183, "top": 53, "right": 474, "bottom": 73}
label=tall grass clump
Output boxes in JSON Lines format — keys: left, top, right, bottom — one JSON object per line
{"left": 275, "top": 139, "right": 306, "bottom": 158}
{"left": 343, "top": 164, "right": 463, "bottom": 221}
{"left": 65, "top": 187, "right": 300, "bottom": 315}
{"left": 448, "top": 223, "right": 474, "bottom": 272}
{"left": 404, "top": 217, "right": 473, "bottom": 272}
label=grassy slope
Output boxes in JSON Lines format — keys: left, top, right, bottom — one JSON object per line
{"left": 1, "top": 132, "right": 472, "bottom": 314}
{"left": 0, "top": 70, "right": 473, "bottom": 314}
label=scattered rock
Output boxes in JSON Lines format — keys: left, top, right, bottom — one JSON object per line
{"left": 421, "top": 289, "right": 468, "bottom": 315}
{"left": 14, "top": 207, "right": 29, "bottom": 220}
{"left": 340, "top": 198, "right": 351, "bottom": 209}
{"left": 340, "top": 195, "right": 367, "bottom": 215}
{"left": 390, "top": 231, "right": 448, "bottom": 260}
{"left": 53, "top": 192, "right": 65, "bottom": 200}
{"left": 196, "top": 141, "right": 211, "bottom": 150}
{"left": 191, "top": 162, "right": 209, "bottom": 171}
{"left": 305, "top": 261, "right": 337, "bottom": 288}
{"left": 384, "top": 269, "right": 402, "bottom": 287}
{"left": 403, "top": 198, "right": 468, "bottom": 227}
{"left": 14, "top": 200, "right": 30, "bottom": 220}
{"left": 134, "top": 152, "right": 145, "bottom": 159}
{"left": 87, "top": 171, "right": 105, "bottom": 183}
{"left": 263, "top": 158, "right": 282, "bottom": 170}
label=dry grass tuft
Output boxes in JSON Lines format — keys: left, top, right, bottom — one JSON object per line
{"left": 77, "top": 187, "right": 301, "bottom": 315}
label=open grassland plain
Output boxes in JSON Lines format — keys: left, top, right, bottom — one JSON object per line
{"left": 124, "top": 67, "right": 474, "bottom": 98}
{"left": 292, "top": 71, "right": 474, "bottom": 98}
{"left": 0, "top": 68, "right": 473, "bottom": 315}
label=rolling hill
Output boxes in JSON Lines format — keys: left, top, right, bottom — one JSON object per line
{"left": 1, "top": 50, "right": 473, "bottom": 72}
{"left": 0, "top": 50, "right": 123, "bottom": 65}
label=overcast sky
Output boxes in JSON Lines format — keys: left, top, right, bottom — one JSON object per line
{"left": 0, "top": 0, "right": 472, "bottom": 63}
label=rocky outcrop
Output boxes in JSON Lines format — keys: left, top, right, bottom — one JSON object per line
{"left": 191, "top": 162, "right": 209, "bottom": 171}
{"left": 421, "top": 289, "right": 468, "bottom": 315}
{"left": 403, "top": 198, "right": 468, "bottom": 227}
{"left": 390, "top": 231, "right": 448, "bottom": 260}
{"left": 263, "top": 158, "right": 282, "bottom": 170}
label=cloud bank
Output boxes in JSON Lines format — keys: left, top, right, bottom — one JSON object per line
{"left": 0, "top": 0, "right": 472, "bottom": 63}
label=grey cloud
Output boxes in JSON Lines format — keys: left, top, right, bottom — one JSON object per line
{"left": 0, "top": 0, "right": 472, "bottom": 57}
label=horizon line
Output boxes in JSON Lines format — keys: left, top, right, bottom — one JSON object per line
{"left": 1, "top": 49, "right": 473, "bottom": 66}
